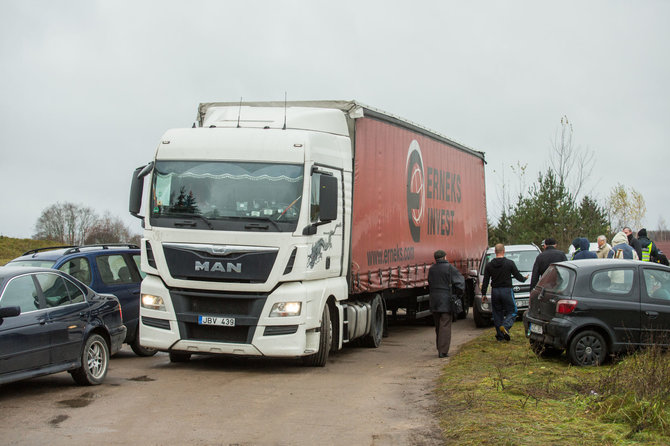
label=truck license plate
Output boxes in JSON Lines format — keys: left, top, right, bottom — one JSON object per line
{"left": 516, "top": 299, "right": 529, "bottom": 308}
{"left": 530, "top": 323, "right": 543, "bottom": 335}
{"left": 198, "top": 315, "right": 236, "bottom": 327}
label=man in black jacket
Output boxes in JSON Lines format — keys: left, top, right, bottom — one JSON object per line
{"left": 530, "top": 237, "right": 568, "bottom": 290}
{"left": 428, "top": 250, "right": 465, "bottom": 358}
{"left": 623, "top": 227, "right": 643, "bottom": 260}
{"left": 482, "top": 244, "right": 528, "bottom": 341}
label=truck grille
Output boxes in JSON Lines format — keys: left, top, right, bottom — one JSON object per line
{"left": 169, "top": 288, "right": 267, "bottom": 344}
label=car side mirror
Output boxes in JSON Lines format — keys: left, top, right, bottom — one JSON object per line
{"left": 318, "top": 174, "right": 337, "bottom": 222}
{"left": 0, "top": 306, "right": 21, "bottom": 318}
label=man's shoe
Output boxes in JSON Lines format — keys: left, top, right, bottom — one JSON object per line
{"left": 438, "top": 353, "right": 449, "bottom": 358}
{"left": 499, "top": 326, "right": 511, "bottom": 341}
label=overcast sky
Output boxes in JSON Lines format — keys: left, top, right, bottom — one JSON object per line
{"left": 1, "top": 1, "right": 668, "bottom": 240}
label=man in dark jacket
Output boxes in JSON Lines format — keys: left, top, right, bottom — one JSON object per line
{"left": 623, "top": 227, "right": 643, "bottom": 260}
{"left": 428, "top": 250, "right": 465, "bottom": 358}
{"left": 481, "top": 244, "right": 528, "bottom": 341}
{"left": 530, "top": 237, "right": 568, "bottom": 290}
{"left": 571, "top": 237, "right": 598, "bottom": 260}
{"left": 637, "top": 228, "right": 661, "bottom": 262}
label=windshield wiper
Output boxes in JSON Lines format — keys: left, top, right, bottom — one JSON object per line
{"left": 168, "top": 213, "right": 214, "bottom": 229}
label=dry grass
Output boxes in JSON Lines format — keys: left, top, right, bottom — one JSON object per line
{"left": 0, "top": 236, "right": 62, "bottom": 266}
{"left": 437, "top": 322, "right": 670, "bottom": 445}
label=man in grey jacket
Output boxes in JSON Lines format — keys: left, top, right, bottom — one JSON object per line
{"left": 428, "top": 250, "right": 465, "bottom": 358}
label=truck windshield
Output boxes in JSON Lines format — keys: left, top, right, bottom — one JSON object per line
{"left": 150, "top": 161, "right": 304, "bottom": 231}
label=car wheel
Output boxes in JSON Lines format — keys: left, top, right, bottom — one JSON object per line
{"left": 568, "top": 330, "right": 607, "bottom": 366}
{"left": 169, "top": 351, "right": 192, "bottom": 363}
{"left": 131, "top": 334, "right": 158, "bottom": 357}
{"left": 530, "top": 340, "right": 563, "bottom": 358}
{"left": 71, "top": 334, "right": 109, "bottom": 386}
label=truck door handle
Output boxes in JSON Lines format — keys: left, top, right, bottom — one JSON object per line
{"left": 646, "top": 311, "right": 659, "bottom": 319}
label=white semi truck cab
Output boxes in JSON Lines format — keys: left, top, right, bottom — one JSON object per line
{"left": 129, "top": 103, "right": 379, "bottom": 366}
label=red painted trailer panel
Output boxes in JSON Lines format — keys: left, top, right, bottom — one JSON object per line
{"left": 349, "top": 116, "right": 487, "bottom": 294}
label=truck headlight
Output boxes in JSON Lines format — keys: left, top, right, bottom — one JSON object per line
{"left": 141, "top": 294, "right": 165, "bottom": 311}
{"left": 269, "top": 302, "right": 302, "bottom": 317}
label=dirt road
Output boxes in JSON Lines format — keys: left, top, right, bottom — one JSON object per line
{"left": 0, "top": 314, "right": 482, "bottom": 445}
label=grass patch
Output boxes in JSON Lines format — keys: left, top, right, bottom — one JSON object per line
{"left": 437, "top": 322, "right": 670, "bottom": 445}
{"left": 0, "top": 236, "right": 62, "bottom": 266}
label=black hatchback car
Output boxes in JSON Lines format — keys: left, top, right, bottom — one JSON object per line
{"left": 523, "top": 259, "right": 670, "bottom": 366}
{"left": 0, "top": 267, "right": 126, "bottom": 385}
{"left": 8, "top": 244, "right": 155, "bottom": 356}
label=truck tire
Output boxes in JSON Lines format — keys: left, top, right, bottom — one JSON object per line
{"left": 473, "top": 304, "right": 491, "bottom": 328}
{"left": 362, "top": 295, "right": 384, "bottom": 348}
{"left": 169, "top": 351, "right": 192, "bottom": 363}
{"left": 70, "top": 334, "right": 109, "bottom": 386}
{"left": 302, "top": 304, "right": 332, "bottom": 367}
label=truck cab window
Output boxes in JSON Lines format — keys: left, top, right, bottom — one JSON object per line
{"left": 310, "top": 174, "right": 321, "bottom": 222}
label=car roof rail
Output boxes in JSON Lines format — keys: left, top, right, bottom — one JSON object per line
{"left": 62, "top": 243, "right": 140, "bottom": 255}
{"left": 22, "top": 245, "right": 78, "bottom": 256}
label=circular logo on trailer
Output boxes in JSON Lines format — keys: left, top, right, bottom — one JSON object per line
{"left": 406, "top": 140, "right": 425, "bottom": 243}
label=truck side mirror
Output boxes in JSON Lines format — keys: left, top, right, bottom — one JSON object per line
{"left": 129, "top": 162, "right": 153, "bottom": 219}
{"left": 319, "top": 174, "right": 337, "bottom": 222}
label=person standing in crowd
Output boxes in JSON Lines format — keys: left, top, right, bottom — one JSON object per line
{"left": 596, "top": 235, "right": 613, "bottom": 259}
{"left": 623, "top": 227, "right": 643, "bottom": 260}
{"left": 530, "top": 237, "right": 568, "bottom": 290}
{"left": 571, "top": 237, "right": 597, "bottom": 260}
{"left": 428, "top": 250, "right": 464, "bottom": 358}
{"left": 637, "top": 229, "right": 661, "bottom": 262}
{"left": 608, "top": 231, "right": 639, "bottom": 259}
{"left": 481, "top": 244, "right": 528, "bottom": 342}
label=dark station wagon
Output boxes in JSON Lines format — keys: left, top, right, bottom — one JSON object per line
{"left": 524, "top": 259, "right": 670, "bottom": 366}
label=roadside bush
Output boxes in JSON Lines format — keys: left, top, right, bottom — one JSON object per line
{"left": 590, "top": 346, "right": 670, "bottom": 437}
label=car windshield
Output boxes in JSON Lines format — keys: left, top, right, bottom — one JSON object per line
{"left": 151, "top": 161, "right": 304, "bottom": 230}
{"left": 8, "top": 259, "right": 57, "bottom": 268}
{"left": 538, "top": 265, "right": 575, "bottom": 294}
{"left": 482, "top": 249, "right": 539, "bottom": 272}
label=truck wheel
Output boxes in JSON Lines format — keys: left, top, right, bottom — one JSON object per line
{"left": 362, "top": 295, "right": 384, "bottom": 348}
{"left": 131, "top": 334, "right": 158, "bottom": 357}
{"left": 568, "top": 330, "right": 607, "bottom": 366}
{"left": 169, "top": 351, "right": 192, "bottom": 363}
{"left": 70, "top": 334, "right": 109, "bottom": 386}
{"left": 472, "top": 304, "right": 491, "bottom": 328}
{"left": 302, "top": 304, "right": 332, "bottom": 367}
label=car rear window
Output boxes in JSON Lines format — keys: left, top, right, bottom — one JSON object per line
{"left": 537, "top": 265, "right": 575, "bottom": 294}
{"left": 9, "top": 259, "right": 56, "bottom": 268}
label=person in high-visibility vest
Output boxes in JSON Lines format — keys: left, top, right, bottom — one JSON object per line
{"left": 637, "top": 228, "right": 660, "bottom": 262}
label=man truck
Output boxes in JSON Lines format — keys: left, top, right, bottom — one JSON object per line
{"left": 129, "top": 100, "right": 487, "bottom": 366}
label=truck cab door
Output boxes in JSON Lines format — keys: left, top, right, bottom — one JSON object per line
{"left": 304, "top": 167, "right": 343, "bottom": 276}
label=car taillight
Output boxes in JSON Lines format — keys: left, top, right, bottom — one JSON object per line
{"left": 119, "top": 303, "right": 123, "bottom": 321}
{"left": 556, "top": 299, "right": 577, "bottom": 314}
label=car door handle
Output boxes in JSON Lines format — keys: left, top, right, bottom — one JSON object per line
{"left": 646, "top": 311, "right": 659, "bottom": 319}
{"left": 38, "top": 317, "right": 48, "bottom": 325}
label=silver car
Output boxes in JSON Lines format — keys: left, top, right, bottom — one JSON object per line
{"left": 472, "top": 244, "right": 541, "bottom": 327}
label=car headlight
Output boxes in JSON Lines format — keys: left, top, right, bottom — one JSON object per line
{"left": 269, "top": 302, "right": 302, "bottom": 317}
{"left": 141, "top": 294, "right": 165, "bottom": 311}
